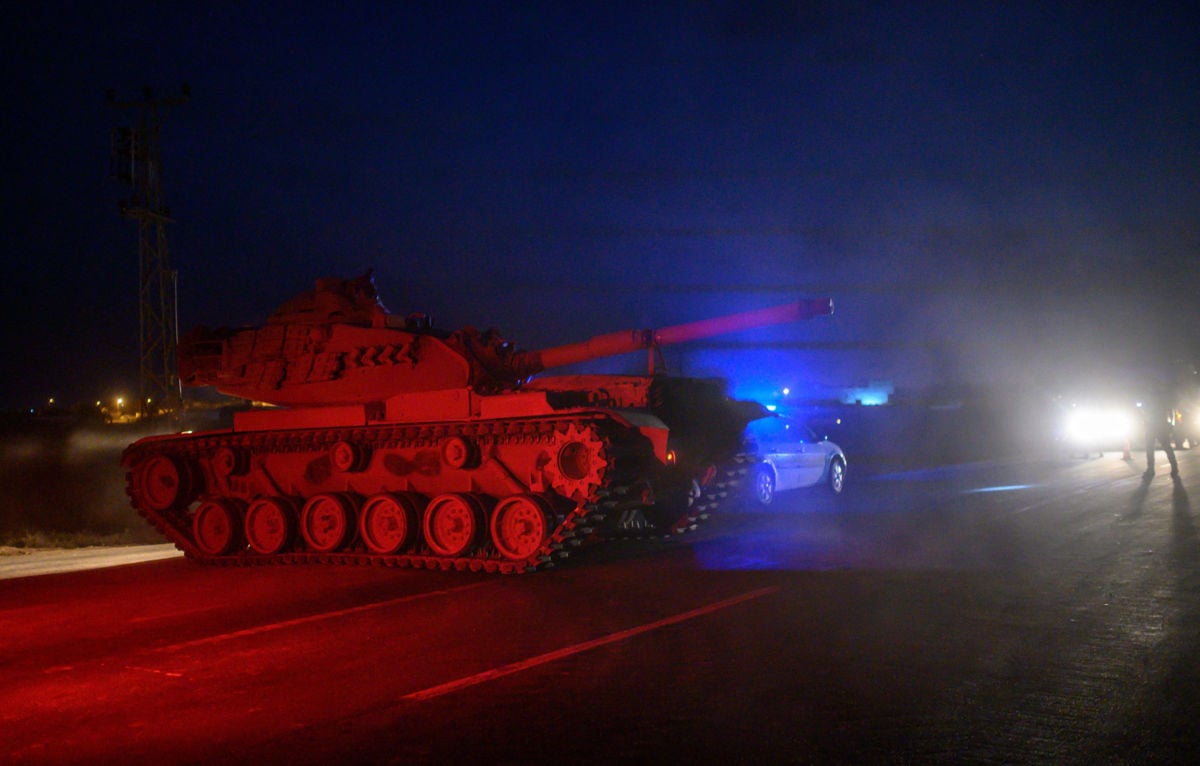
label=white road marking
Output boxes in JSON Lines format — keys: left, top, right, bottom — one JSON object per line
{"left": 157, "top": 582, "right": 490, "bottom": 652}
{"left": 403, "top": 585, "right": 781, "bottom": 702}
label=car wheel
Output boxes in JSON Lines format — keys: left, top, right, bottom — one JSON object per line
{"left": 752, "top": 465, "right": 775, "bottom": 506}
{"left": 827, "top": 458, "right": 846, "bottom": 494}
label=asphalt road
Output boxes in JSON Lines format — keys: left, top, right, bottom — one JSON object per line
{"left": 2, "top": 449, "right": 1197, "bottom": 765}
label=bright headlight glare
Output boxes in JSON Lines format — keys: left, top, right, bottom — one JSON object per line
{"left": 1064, "top": 407, "right": 1133, "bottom": 444}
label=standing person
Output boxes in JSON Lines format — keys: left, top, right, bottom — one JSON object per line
{"left": 1142, "top": 378, "right": 1180, "bottom": 479}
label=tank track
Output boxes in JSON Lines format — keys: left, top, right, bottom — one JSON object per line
{"left": 124, "top": 416, "right": 642, "bottom": 575}
{"left": 665, "top": 456, "right": 751, "bottom": 535}
{"left": 610, "top": 455, "right": 751, "bottom": 539}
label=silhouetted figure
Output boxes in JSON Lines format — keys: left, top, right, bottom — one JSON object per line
{"left": 1142, "top": 380, "right": 1179, "bottom": 479}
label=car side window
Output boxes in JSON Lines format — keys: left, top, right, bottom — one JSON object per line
{"left": 747, "top": 416, "right": 786, "bottom": 444}
{"left": 792, "top": 420, "right": 811, "bottom": 444}
{"left": 747, "top": 416, "right": 826, "bottom": 446}
{"left": 778, "top": 419, "right": 807, "bottom": 443}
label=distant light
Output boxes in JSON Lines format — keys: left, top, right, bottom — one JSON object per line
{"left": 841, "top": 381, "right": 894, "bottom": 406}
{"left": 765, "top": 404, "right": 777, "bottom": 412}
{"left": 782, "top": 387, "right": 790, "bottom": 396}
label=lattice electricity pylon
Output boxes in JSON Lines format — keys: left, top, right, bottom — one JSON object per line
{"left": 108, "top": 85, "right": 190, "bottom": 417}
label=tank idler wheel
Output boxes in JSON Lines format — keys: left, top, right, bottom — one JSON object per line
{"left": 135, "top": 454, "right": 200, "bottom": 512}
{"left": 359, "top": 492, "right": 424, "bottom": 554}
{"left": 300, "top": 493, "right": 359, "bottom": 553}
{"left": 244, "top": 496, "right": 298, "bottom": 555}
{"left": 330, "top": 440, "right": 370, "bottom": 473}
{"left": 192, "top": 498, "right": 246, "bottom": 556}
{"left": 423, "top": 493, "right": 487, "bottom": 557}
{"left": 490, "top": 494, "right": 555, "bottom": 560}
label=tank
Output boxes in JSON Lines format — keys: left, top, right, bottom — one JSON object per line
{"left": 123, "top": 272, "right": 832, "bottom": 573}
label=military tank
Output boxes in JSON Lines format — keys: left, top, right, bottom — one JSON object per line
{"left": 123, "top": 272, "right": 832, "bottom": 573}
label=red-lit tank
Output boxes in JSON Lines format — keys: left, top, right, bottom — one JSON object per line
{"left": 123, "top": 272, "right": 832, "bottom": 573}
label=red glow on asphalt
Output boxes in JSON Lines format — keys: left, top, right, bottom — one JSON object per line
{"left": 403, "top": 586, "right": 780, "bottom": 701}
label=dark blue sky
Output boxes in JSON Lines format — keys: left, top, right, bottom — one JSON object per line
{"left": 3, "top": 1, "right": 1197, "bottom": 410}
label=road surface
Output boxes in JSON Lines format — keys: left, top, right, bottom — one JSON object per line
{"left": 2, "top": 449, "right": 1197, "bottom": 764}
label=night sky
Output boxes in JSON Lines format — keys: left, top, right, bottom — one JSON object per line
{"left": 3, "top": 2, "right": 1197, "bottom": 411}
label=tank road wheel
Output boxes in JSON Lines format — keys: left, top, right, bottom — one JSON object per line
{"left": 211, "top": 446, "right": 248, "bottom": 478}
{"left": 423, "top": 493, "right": 486, "bottom": 557}
{"left": 300, "top": 493, "right": 358, "bottom": 553}
{"left": 244, "top": 496, "right": 298, "bottom": 555}
{"left": 490, "top": 494, "right": 555, "bottom": 561}
{"left": 134, "top": 454, "right": 200, "bottom": 512}
{"left": 192, "top": 498, "right": 246, "bottom": 556}
{"left": 330, "top": 440, "right": 370, "bottom": 473}
{"left": 359, "top": 492, "right": 423, "bottom": 554}
{"left": 544, "top": 424, "right": 609, "bottom": 503}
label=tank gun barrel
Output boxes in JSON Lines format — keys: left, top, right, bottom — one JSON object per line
{"left": 526, "top": 298, "right": 833, "bottom": 374}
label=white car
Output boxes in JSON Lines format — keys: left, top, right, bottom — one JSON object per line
{"left": 743, "top": 414, "right": 847, "bottom": 505}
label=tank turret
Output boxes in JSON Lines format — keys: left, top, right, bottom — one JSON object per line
{"left": 178, "top": 271, "right": 832, "bottom": 406}
{"left": 125, "top": 272, "right": 833, "bottom": 574}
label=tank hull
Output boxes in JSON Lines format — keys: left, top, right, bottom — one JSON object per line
{"left": 122, "top": 394, "right": 748, "bottom": 574}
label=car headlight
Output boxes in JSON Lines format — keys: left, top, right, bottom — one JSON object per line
{"left": 1063, "top": 407, "right": 1134, "bottom": 444}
